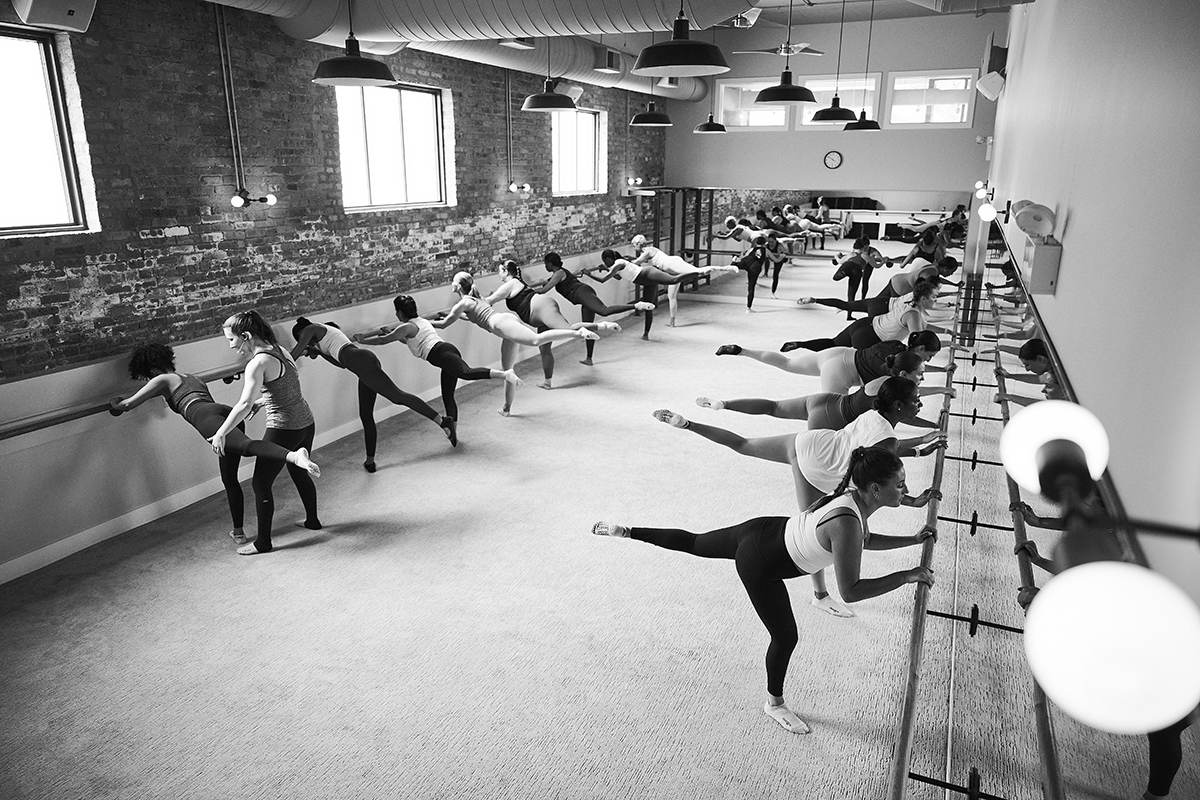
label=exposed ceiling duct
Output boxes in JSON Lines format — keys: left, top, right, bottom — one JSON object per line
{"left": 903, "top": 0, "right": 1033, "bottom": 12}
{"left": 206, "top": 0, "right": 735, "bottom": 99}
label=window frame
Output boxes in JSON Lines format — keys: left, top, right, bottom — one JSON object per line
{"left": 551, "top": 106, "right": 606, "bottom": 198}
{"left": 0, "top": 23, "right": 87, "bottom": 237}
{"left": 713, "top": 78, "right": 791, "bottom": 133}
{"left": 335, "top": 82, "right": 449, "bottom": 212}
{"left": 795, "top": 71, "right": 883, "bottom": 129}
{"left": 883, "top": 68, "right": 979, "bottom": 130}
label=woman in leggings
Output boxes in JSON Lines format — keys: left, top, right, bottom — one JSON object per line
{"left": 290, "top": 317, "right": 454, "bottom": 471}
{"left": 352, "top": 294, "right": 521, "bottom": 442}
{"left": 898, "top": 228, "right": 948, "bottom": 268}
{"left": 727, "top": 236, "right": 789, "bottom": 309}
{"left": 715, "top": 330, "right": 947, "bottom": 395}
{"left": 585, "top": 249, "right": 721, "bottom": 338}
{"left": 211, "top": 310, "right": 321, "bottom": 555}
{"left": 109, "top": 342, "right": 319, "bottom": 546}
{"left": 781, "top": 281, "right": 944, "bottom": 353}
{"left": 798, "top": 257, "right": 959, "bottom": 318}
{"left": 482, "top": 260, "right": 620, "bottom": 387}
{"left": 437, "top": 271, "right": 599, "bottom": 416}
{"left": 628, "top": 234, "right": 736, "bottom": 327}
{"left": 529, "top": 251, "right": 654, "bottom": 366}
{"left": 827, "top": 236, "right": 893, "bottom": 317}
{"left": 592, "top": 446, "right": 933, "bottom": 734}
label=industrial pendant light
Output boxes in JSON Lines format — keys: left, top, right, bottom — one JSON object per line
{"left": 811, "top": 0, "right": 858, "bottom": 122}
{"left": 632, "top": 0, "right": 729, "bottom": 78}
{"left": 755, "top": 0, "right": 816, "bottom": 105}
{"left": 844, "top": 0, "right": 881, "bottom": 130}
{"left": 312, "top": 0, "right": 397, "bottom": 87}
{"left": 630, "top": 76, "right": 672, "bottom": 127}
{"left": 522, "top": 39, "right": 577, "bottom": 112}
{"left": 694, "top": 29, "right": 727, "bottom": 133}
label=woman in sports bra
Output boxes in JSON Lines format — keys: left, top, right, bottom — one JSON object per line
{"left": 528, "top": 251, "right": 655, "bottom": 366}
{"left": 109, "top": 342, "right": 319, "bottom": 547}
{"left": 710, "top": 330, "right": 947, "bottom": 395}
{"left": 435, "top": 271, "right": 600, "bottom": 416}
{"left": 482, "top": 260, "right": 620, "bottom": 389}
{"left": 592, "top": 446, "right": 934, "bottom": 735}
{"left": 211, "top": 310, "right": 322, "bottom": 555}
{"left": 352, "top": 294, "right": 522, "bottom": 441}
{"left": 290, "top": 317, "right": 454, "bottom": 472}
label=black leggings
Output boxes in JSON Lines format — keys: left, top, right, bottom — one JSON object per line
{"left": 340, "top": 345, "right": 439, "bottom": 458}
{"left": 187, "top": 401, "right": 296, "bottom": 529}
{"left": 426, "top": 341, "right": 492, "bottom": 421}
{"left": 568, "top": 285, "right": 638, "bottom": 318}
{"left": 809, "top": 294, "right": 890, "bottom": 318}
{"left": 790, "top": 317, "right": 883, "bottom": 352}
{"left": 250, "top": 423, "right": 319, "bottom": 553}
{"left": 630, "top": 517, "right": 802, "bottom": 697}
{"left": 833, "top": 255, "right": 873, "bottom": 304}
{"left": 637, "top": 280, "right": 657, "bottom": 337}
{"left": 733, "top": 254, "right": 763, "bottom": 309}
{"left": 1147, "top": 716, "right": 1192, "bottom": 796}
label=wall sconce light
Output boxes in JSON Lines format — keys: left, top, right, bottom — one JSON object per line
{"left": 625, "top": 177, "right": 643, "bottom": 186}
{"left": 999, "top": 400, "right": 1200, "bottom": 735}
{"left": 977, "top": 199, "right": 1010, "bottom": 224}
{"left": 230, "top": 189, "right": 277, "bottom": 208}
{"left": 508, "top": 182, "right": 531, "bottom": 193}
{"left": 975, "top": 179, "right": 987, "bottom": 190}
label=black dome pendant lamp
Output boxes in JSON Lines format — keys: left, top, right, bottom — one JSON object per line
{"left": 845, "top": 0, "right": 882, "bottom": 130}
{"left": 755, "top": 0, "right": 816, "bottom": 105}
{"left": 522, "top": 39, "right": 577, "bottom": 112}
{"left": 313, "top": 0, "right": 397, "bottom": 87}
{"left": 811, "top": 0, "right": 858, "bottom": 122}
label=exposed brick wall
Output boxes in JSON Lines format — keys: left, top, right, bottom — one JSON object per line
{"left": 0, "top": 0, "right": 663, "bottom": 381}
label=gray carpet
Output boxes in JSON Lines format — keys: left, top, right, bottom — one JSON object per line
{"left": 0, "top": 252, "right": 1194, "bottom": 800}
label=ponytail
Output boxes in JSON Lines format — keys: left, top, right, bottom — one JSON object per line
{"left": 544, "top": 251, "right": 563, "bottom": 269}
{"left": 291, "top": 316, "right": 314, "bottom": 342}
{"left": 885, "top": 351, "right": 924, "bottom": 376}
{"left": 873, "top": 377, "right": 918, "bottom": 412}
{"left": 225, "top": 309, "right": 278, "bottom": 347}
{"left": 907, "top": 330, "right": 941, "bottom": 354}
{"left": 808, "top": 446, "right": 904, "bottom": 512}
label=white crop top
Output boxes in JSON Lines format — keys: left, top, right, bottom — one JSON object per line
{"left": 784, "top": 494, "right": 865, "bottom": 574}
{"left": 794, "top": 410, "right": 896, "bottom": 493}
{"left": 872, "top": 295, "right": 920, "bottom": 342}
{"left": 313, "top": 325, "right": 353, "bottom": 363}
{"left": 615, "top": 258, "right": 643, "bottom": 282}
{"left": 404, "top": 317, "right": 442, "bottom": 360}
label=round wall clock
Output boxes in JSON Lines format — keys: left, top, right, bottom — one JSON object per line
{"left": 823, "top": 150, "right": 843, "bottom": 170}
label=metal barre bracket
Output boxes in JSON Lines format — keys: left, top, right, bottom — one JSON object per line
{"left": 947, "top": 409, "right": 1004, "bottom": 425}
{"left": 937, "top": 512, "right": 1014, "bottom": 536}
{"left": 953, "top": 377, "right": 998, "bottom": 390}
{"left": 926, "top": 603, "right": 1023, "bottom": 636}
{"left": 908, "top": 768, "right": 1007, "bottom": 800}
{"left": 943, "top": 451, "right": 1005, "bottom": 470}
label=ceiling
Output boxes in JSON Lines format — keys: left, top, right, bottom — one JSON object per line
{"left": 744, "top": 0, "right": 960, "bottom": 28}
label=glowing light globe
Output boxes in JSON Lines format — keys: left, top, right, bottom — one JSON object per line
{"left": 1025, "top": 562, "right": 1200, "bottom": 734}
{"left": 1000, "top": 401, "right": 1109, "bottom": 497}
{"left": 977, "top": 203, "right": 998, "bottom": 222}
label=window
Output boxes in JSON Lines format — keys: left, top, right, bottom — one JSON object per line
{"left": 0, "top": 25, "right": 86, "bottom": 235}
{"left": 335, "top": 84, "right": 446, "bottom": 209}
{"left": 551, "top": 108, "right": 604, "bottom": 195}
{"left": 797, "top": 73, "right": 881, "bottom": 127}
{"left": 885, "top": 69, "right": 978, "bottom": 128}
{"left": 715, "top": 79, "right": 788, "bottom": 131}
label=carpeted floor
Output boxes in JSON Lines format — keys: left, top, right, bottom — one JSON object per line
{"left": 0, "top": 241, "right": 1194, "bottom": 800}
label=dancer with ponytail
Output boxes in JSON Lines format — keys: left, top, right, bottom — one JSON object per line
{"left": 796, "top": 257, "right": 959, "bottom": 319}
{"left": 211, "top": 310, "right": 322, "bottom": 555}
{"left": 591, "top": 446, "right": 934, "bottom": 735}
{"left": 528, "top": 251, "right": 654, "bottom": 365}
{"left": 715, "top": 330, "right": 949, "bottom": 395}
{"left": 353, "top": 294, "right": 522, "bottom": 442}
{"left": 109, "top": 342, "right": 319, "bottom": 546}
{"left": 625, "top": 235, "right": 738, "bottom": 328}
{"left": 290, "top": 317, "right": 454, "bottom": 471}
{"left": 780, "top": 281, "right": 948, "bottom": 353}
{"left": 482, "top": 260, "right": 620, "bottom": 388}
{"left": 585, "top": 249, "right": 729, "bottom": 338}
{"left": 436, "top": 271, "right": 599, "bottom": 415}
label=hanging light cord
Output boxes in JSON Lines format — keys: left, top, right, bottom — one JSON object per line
{"left": 783, "top": 0, "right": 795, "bottom": 71}
{"left": 216, "top": 5, "right": 245, "bottom": 190}
{"left": 833, "top": 0, "right": 847, "bottom": 93}
{"left": 864, "top": 0, "right": 874, "bottom": 75}
{"left": 710, "top": 27, "right": 719, "bottom": 117}
{"left": 347, "top": 0, "right": 356, "bottom": 38}
{"left": 505, "top": 69, "right": 513, "bottom": 181}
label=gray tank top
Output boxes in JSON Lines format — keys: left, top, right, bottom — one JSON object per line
{"left": 260, "top": 349, "right": 314, "bottom": 430}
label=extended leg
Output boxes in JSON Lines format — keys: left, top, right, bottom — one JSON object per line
{"left": 217, "top": 452, "right": 245, "bottom": 542}
{"left": 357, "top": 382, "right": 379, "bottom": 467}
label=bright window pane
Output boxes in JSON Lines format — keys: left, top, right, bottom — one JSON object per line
{"left": 552, "top": 109, "right": 600, "bottom": 195}
{"left": 718, "top": 82, "right": 786, "bottom": 128}
{"left": 798, "top": 73, "right": 879, "bottom": 126}
{"left": 335, "top": 83, "right": 446, "bottom": 209}
{"left": 0, "top": 30, "right": 80, "bottom": 232}
{"left": 887, "top": 70, "right": 976, "bottom": 126}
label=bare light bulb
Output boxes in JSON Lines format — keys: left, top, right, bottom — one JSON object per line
{"left": 509, "top": 182, "right": 519, "bottom": 193}
{"left": 264, "top": 194, "right": 277, "bottom": 206}
{"left": 230, "top": 193, "right": 246, "bottom": 208}
{"left": 977, "top": 203, "right": 998, "bottom": 222}
{"left": 974, "top": 180, "right": 985, "bottom": 189}
{"left": 975, "top": 188, "right": 988, "bottom": 200}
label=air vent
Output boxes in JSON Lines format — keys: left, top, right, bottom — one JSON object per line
{"left": 657, "top": 75, "right": 680, "bottom": 89}
{"left": 498, "top": 37, "right": 536, "bottom": 50}
{"left": 593, "top": 47, "right": 621, "bottom": 74}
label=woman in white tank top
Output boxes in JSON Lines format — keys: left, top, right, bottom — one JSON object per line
{"left": 592, "top": 447, "right": 934, "bottom": 736}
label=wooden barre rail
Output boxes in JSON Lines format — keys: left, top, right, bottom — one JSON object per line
{"left": 0, "top": 362, "right": 246, "bottom": 443}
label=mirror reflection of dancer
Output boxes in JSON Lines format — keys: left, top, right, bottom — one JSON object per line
{"left": 109, "top": 342, "right": 320, "bottom": 547}
{"left": 715, "top": 331, "right": 948, "bottom": 395}
{"left": 352, "top": 295, "right": 522, "bottom": 445}
{"left": 290, "top": 317, "right": 454, "bottom": 471}
{"left": 586, "top": 248, "right": 730, "bottom": 338}
{"left": 482, "top": 260, "right": 620, "bottom": 388}
{"left": 781, "top": 281, "right": 947, "bottom": 353}
{"left": 827, "top": 237, "right": 894, "bottom": 316}
{"left": 592, "top": 446, "right": 934, "bottom": 735}
{"left": 211, "top": 310, "right": 322, "bottom": 555}
{"left": 729, "top": 235, "right": 789, "bottom": 309}
{"left": 798, "top": 256, "right": 959, "bottom": 319}
{"left": 628, "top": 234, "right": 736, "bottom": 327}
{"left": 528, "top": 251, "right": 654, "bottom": 366}
{"left": 438, "top": 271, "right": 599, "bottom": 416}
{"left": 652, "top": 377, "right": 942, "bottom": 618}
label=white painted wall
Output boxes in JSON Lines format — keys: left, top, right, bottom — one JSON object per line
{"left": 663, "top": 13, "right": 1005, "bottom": 207}
{"left": 0, "top": 253, "right": 636, "bottom": 583}
{"left": 988, "top": 0, "right": 1200, "bottom": 601}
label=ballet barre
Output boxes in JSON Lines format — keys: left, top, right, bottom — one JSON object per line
{"left": 0, "top": 362, "right": 246, "bottom": 442}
